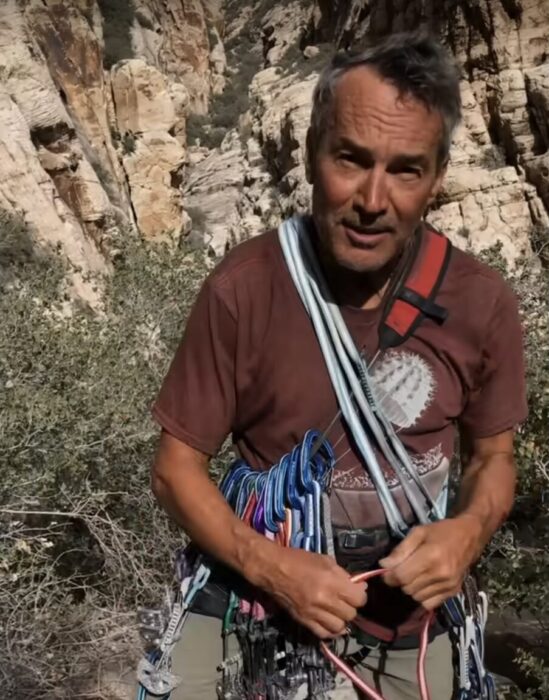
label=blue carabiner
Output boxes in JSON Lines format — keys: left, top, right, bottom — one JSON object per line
{"left": 234, "top": 470, "right": 257, "bottom": 517}
{"left": 286, "top": 445, "right": 302, "bottom": 509}
{"left": 302, "top": 491, "right": 315, "bottom": 551}
{"left": 312, "top": 438, "right": 336, "bottom": 488}
{"left": 273, "top": 454, "right": 288, "bottom": 522}
{"left": 289, "top": 494, "right": 305, "bottom": 549}
{"left": 220, "top": 461, "right": 250, "bottom": 503}
{"left": 298, "top": 430, "right": 318, "bottom": 494}
{"left": 311, "top": 481, "right": 323, "bottom": 553}
{"left": 252, "top": 472, "right": 268, "bottom": 532}
{"left": 444, "top": 596, "right": 466, "bottom": 628}
{"left": 263, "top": 467, "right": 279, "bottom": 533}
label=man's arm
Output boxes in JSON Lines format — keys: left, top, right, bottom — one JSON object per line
{"left": 453, "top": 429, "right": 516, "bottom": 558}
{"left": 152, "top": 430, "right": 367, "bottom": 638}
{"left": 380, "top": 429, "right": 516, "bottom": 610}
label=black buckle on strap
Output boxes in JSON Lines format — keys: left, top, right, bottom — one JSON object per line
{"left": 336, "top": 528, "right": 389, "bottom": 550}
{"left": 398, "top": 287, "right": 448, "bottom": 324}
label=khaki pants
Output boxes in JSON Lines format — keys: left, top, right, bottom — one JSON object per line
{"left": 167, "top": 613, "right": 454, "bottom": 700}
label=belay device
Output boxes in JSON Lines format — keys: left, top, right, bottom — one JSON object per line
{"left": 136, "top": 215, "right": 496, "bottom": 700}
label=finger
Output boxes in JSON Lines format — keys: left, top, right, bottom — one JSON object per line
{"left": 379, "top": 527, "right": 426, "bottom": 570}
{"left": 388, "top": 550, "right": 447, "bottom": 590}
{"left": 305, "top": 620, "right": 337, "bottom": 640}
{"left": 314, "top": 611, "right": 348, "bottom": 637}
{"left": 411, "top": 581, "right": 461, "bottom": 608}
{"left": 339, "top": 580, "right": 368, "bottom": 609}
{"left": 421, "top": 593, "right": 453, "bottom": 611}
{"left": 383, "top": 554, "right": 431, "bottom": 588}
{"left": 401, "top": 570, "right": 447, "bottom": 597}
{"left": 322, "top": 595, "right": 361, "bottom": 622}
{"left": 401, "top": 562, "right": 463, "bottom": 598}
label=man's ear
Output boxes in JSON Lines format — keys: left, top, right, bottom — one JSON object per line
{"left": 305, "top": 127, "right": 315, "bottom": 184}
{"left": 427, "top": 160, "right": 448, "bottom": 207}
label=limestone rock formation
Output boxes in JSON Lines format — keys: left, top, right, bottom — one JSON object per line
{"left": 0, "top": 0, "right": 226, "bottom": 299}
{"left": 0, "top": 0, "right": 110, "bottom": 303}
{"left": 111, "top": 59, "right": 186, "bottom": 238}
{"left": 186, "top": 0, "right": 549, "bottom": 262}
{"left": 132, "top": 0, "right": 222, "bottom": 113}
{"left": 1, "top": 0, "right": 549, "bottom": 288}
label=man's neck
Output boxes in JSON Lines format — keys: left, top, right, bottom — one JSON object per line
{"left": 322, "top": 261, "right": 396, "bottom": 310}
{"left": 314, "top": 234, "right": 414, "bottom": 311}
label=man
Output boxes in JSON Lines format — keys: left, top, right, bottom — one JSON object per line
{"left": 151, "top": 31, "right": 527, "bottom": 700}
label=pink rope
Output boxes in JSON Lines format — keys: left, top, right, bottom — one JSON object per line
{"left": 319, "top": 568, "right": 433, "bottom": 700}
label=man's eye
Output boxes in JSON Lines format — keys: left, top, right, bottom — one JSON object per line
{"left": 397, "top": 166, "right": 422, "bottom": 178}
{"left": 338, "top": 152, "right": 359, "bottom": 164}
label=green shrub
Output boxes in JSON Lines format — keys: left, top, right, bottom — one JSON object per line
{"left": 0, "top": 208, "right": 35, "bottom": 270}
{"left": 279, "top": 42, "right": 334, "bottom": 78}
{"left": 186, "top": 114, "right": 227, "bottom": 148}
{"left": 530, "top": 224, "right": 549, "bottom": 267}
{"left": 477, "top": 244, "right": 549, "bottom": 693}
{"left": 186, "top": 28, "right": 262, "bottom": 149}
{"left": 0, "top": 219, "right": 218, "bottom": 697}
{"left": 186, "top": 114, "right": 209, "bottom": 146}
{"left": 98, "top": 0, "right": 136, "bottom": 69}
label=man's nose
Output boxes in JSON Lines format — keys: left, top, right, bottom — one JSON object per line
{"left": 358, "top": 167, "right": 389, "bottom": 215}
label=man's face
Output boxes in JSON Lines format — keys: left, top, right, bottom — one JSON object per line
{"left": 308, "top": 66, "right": 447, "bottom": 274}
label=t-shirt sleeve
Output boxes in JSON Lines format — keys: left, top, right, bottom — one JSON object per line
{"left": 152, "top": 276, "right": 237, "bottom": 456}
{"left": 459, "top": 279, "right": 528, "bottom": 438}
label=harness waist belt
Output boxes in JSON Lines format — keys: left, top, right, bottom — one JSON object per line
{"left": 351, "top": 617, "right": 446, "bottom": 650}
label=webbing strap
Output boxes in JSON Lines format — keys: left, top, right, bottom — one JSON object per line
{"left": 380, "top": 226, "right": 452, "bottom": 349}
{"left": 278, "top": 216, "right": 441, "bottom": 532}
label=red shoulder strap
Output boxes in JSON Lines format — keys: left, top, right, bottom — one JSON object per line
{"left": 378, "top": 226, "right": 452, "bottom": 351}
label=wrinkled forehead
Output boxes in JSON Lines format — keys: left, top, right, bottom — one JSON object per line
{"left": 326, "top": 66, "right": 444, "bottom": 157}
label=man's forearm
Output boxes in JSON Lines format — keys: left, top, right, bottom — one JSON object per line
{"left": 453, "top": 451, "right": 516, "bottom": 560}
{"left": 151, "top": 436, "right": 278, "bottom": 588}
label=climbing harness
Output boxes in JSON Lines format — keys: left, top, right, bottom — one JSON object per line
{"left": 136, "top": 554, "right": 210, "bottom": 698}
{"left": 137, "top": 432, "right": 433, "bottom": 700}
{"left": 136, "top": 215, "right": 496, "bottom": 699}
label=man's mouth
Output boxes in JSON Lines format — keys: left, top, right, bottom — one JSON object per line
{"left": 341, "top": 221, "right": 393, "bottom": 245}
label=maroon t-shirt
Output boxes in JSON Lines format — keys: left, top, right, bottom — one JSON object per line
{"left": 153, "top": 224, "right": 527, "bottom": 636}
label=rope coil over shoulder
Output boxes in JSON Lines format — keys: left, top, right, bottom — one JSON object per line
{"left": 135, "top": 216, "right": 496, "bottom": 700}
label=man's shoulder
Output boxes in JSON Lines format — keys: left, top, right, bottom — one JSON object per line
{"left": 442, "top": 242, "right": 519, "bottom": 329}
{"left": 446, "top": 243, "right": 514, "bottom": 299}
{"left": 210, "top": 228, "right": 281, "bottom": 289}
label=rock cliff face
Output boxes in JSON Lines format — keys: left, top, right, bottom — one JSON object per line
{"left": 0, "top": 0, "right": 548, "bottom": 296}
{"left": 0, "top": 0, "right": 220, "bottom": 298}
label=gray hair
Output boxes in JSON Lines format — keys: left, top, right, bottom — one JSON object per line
{"left": 310, "top": 31, "right": 462, "bottom": 167}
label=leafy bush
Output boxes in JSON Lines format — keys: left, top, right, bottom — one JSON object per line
{"left": 477, "top": 244, "right": 549, "bottom": 695}
{"left": 186, "top": 28, "right": 262, "bottom": 148}
{"left": 186, "top": 113, "right": 227, "bottom": 149}
{"left": 0, "top": 209, "right": 35, "bottom": 270}
{"left": 97, "top": 0, "right": 136, "bottom": 69}
{"left": 0, "top": 218, "right": 221, "bottom": 697}
{"left": 278, "top": 42, "right": 334, "bottom": 78}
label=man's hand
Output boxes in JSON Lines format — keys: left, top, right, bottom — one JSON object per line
{"left": 379, "top": 516, "right": 482, "bottom": 610}
{"left": 259, "top": 547, "right": 367, "bottom": 639}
